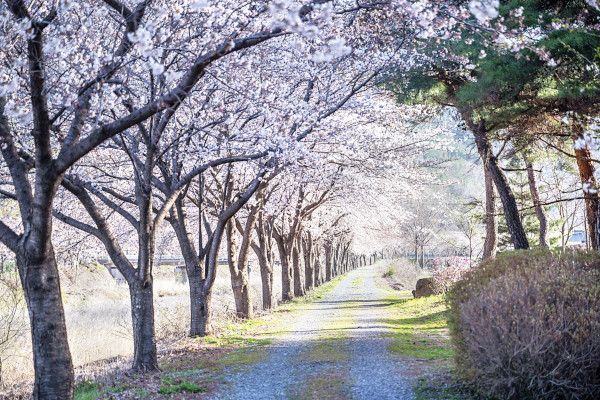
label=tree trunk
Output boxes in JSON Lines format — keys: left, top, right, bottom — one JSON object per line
{"left": 524, "top": 157, "right": 549, "bottom": 247}
{"left": 17, "top": 252, "right": 74, "bottom": 399}
{"left": 258, "top": 254, "right": 274, "bottom": 310}
{"left": 332, "top": 246, "right": 338, "bottom": 277}
{"left": 324, "top": 243, "right": 332, "bottom": 282}
{"left": 313, "top": 247, "right": 321, "bottom": 287}
{"left": 302, "top": 236, "right": 314, "bottom": 292}
{"left": 483, "top": 164, "right": 498, "bottom": 259}
{"left": 188, "top": 271, "right": 213, "bottom": 336}
{"left": 128, "top": 279, "right": 159, "bottom": 371}
{"left": 414, "top": 240, "right": 419, "bottom": 266}
{"left": 252, "top": 218, "right": 274, "bottom": 310}
{"left": 229, "top": 265, "right": 253, "bottom": 319}
{"left": 341, "top": 243, "right": 350, "bottom": 274}
{"left": 292, "top": 242, "right": 305, "bottom": 297}
{"left": 333, "top": 242, "right": 342, "bottom": 277}
{"left": 274, "top": 232, "right": 293, "bottom": 302}
{"left": 168, "top": 201, "right": 215, "bottom": 337}
{"left": 226, "top": 220, "right": 253, "bottom": 319}
{"left": 572, "top": 125, "right": 599, "bottom": 249}
{"left": 468, "top": 117, "right": 529, "bottom": 250}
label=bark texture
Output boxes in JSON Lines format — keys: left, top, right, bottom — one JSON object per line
{"left": 252, "top": 216, "right": 274, "bottom": 310}
{"left": 572, "top": 126, "right": 599, "bottom": 249}
{"left": 129, "top": 280, "right": 158, "bottom": 371}
{"left": 482, "top": 164, "right": 498, "bottom": 259}
{"left": 227, "top": 218, "right": 253, "bottom": 319}
{"left": 466, "top": 116, "right": 529, "bottom": 250}
{"left": 18, "top": 253, "right": 74, "bottom": 399}
{"left": 324, "top": 242, "right": 332, "bottom": 282}
{"left": 524, "top": 157, "right": 550, "bottom": 247}
{"left": 292, "top": 242, "right": 306, "bottom": 297}
{"left": 302, "top": 234, "right": 314, "bottom": 292}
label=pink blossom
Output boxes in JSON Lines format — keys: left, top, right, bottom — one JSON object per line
{"left": 431, "top": 256, "right": 476, "bottom": 293}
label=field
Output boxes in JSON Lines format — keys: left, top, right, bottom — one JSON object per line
{"left": 0, "top": 261, "right": 283, "bottom": 392}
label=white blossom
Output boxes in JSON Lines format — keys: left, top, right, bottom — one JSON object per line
{"left": 469, "top": 0, "right": 499, "bottom": 23}
{"left": 190, "top": 0, "right": 209, "bottom": 12}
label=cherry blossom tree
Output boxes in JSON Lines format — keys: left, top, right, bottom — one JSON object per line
{"left": 0, "top": 0, "right": 374, "bottom": 395}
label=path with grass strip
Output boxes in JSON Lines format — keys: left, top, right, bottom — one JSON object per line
{"left": 212, "top": 262, "right": 419, "bottom": 400}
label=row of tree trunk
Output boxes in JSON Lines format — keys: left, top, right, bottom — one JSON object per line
{"left": 462, "top": 112, "right": 593, "bottom": 257}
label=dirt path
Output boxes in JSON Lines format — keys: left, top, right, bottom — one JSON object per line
{"left": 212, "top": 262, "right": 416, "bottom": 400}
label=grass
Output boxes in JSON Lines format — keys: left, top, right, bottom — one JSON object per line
{"left": 376, "top": 262, "right": 470, "bottom": 398}
{"left": 414, "top": 375, "right": 478, "bottom": 400}
{"left": 64, "top": 266, "right": 355, "bottom": 400}
{"left": 74, "top": 380, "right": 129, "bottom": 400}
{"left": 351, "top": 273, "right": 364, "bottom": 288}
{"left": 300, "top": 337, "right": 350, "bottom": 363}
{"left": 198, "top": 335, "right": 271, "bottom": 348}
{"left": 216, "top": 346, "right": 268, "bottom": 367}
{"left": 134, "top": 389, "right": 150, "bottom": 397}
{"left": 383, "top": 291, "right": 453, "bottom": 361}
{"left": 74, "top": 380, "right": 100, "bottom": 400}
{"left": 289, "top": 373, "right": 353, "bottom": 400}
{"left": 158, "top": 377, "right": 206, "bottom": 394}
{"left": 289, "top": 274, "right": 346, "bottom": 304}
{"left": 382, "top": 267, "right": 395, "bottom": 278}
{"left": 217, "top": 273, "right": 349, "bottom": 340}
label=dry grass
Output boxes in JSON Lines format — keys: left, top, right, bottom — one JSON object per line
{"left": 376, "top": 258, "right": 421, "bottom": 291}
{"left": 0, "top": 261, "right": 284, "bottom": 394}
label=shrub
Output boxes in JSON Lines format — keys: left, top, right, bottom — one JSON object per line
{"left": 431, "top": 257, "right": 475, "bottom": 293}
{"left": 382, "top": 267, "right": 395, "bottom": 278}
{"left": 447, "top": 249, "right": 600, "bottom": 399}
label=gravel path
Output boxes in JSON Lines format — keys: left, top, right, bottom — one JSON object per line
{"left": 212, "top": 262, "right": 416, "bottom": 400}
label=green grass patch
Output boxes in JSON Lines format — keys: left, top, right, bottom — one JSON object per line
{"left": 318, "top": 313, "right": 356, "bottom": 337}
{"left": 158, "top": 378, "right": 206, "bottom": 394}
{"left": 383, "top": 293, "right": 453, "bottom": 361}
{"left": 351, "top": 273, "right": 364, "bottom": 288}
{"left": 216, "top": 346, "right": 268, "bottom": 367}
{"left": 74, "top": 380, "right": 100, "bottom": 400}
{"left": 382, "top": 267, "right": 395, "bottom": 278}
{"left": 198, "top": 335, "right": 271, "bottom": 348}
{"left": 74, "top": 380, "right": 129, "bottom": 400}
{"left": 289, "top": 274, "right": 346, "bottom": 304}
{"left": 300, "top": 337, "right": 350, "bottom": 364}
{"left": 389, "top": 341, "right": 452, "bottom": 360}
{"left": 216, "top": 274, "right": 348, "bottom": 340}
{"left": 134, "top": 389, "right": 150, "bottom": 398}
{"left": 289, "top": 373, "right": 353, "bottom": 400}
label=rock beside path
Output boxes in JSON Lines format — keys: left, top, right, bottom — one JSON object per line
{"left": 414, "top": 278, "right": 435, "bottom": 298}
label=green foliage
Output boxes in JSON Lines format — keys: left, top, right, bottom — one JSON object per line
{"left": 134, "top": 389, "right": 150, "bottom": 398}
{"left": 383, "top": 294, "right": 453, "bottom": 361}
{"left": 382, "top": 267, "right": 395, "bottom": 278}
{"left": 74, "top": 379, "right": 129, "bottom": 399}
{"left": 447, "top": 249, "right": 600, "bottom": 399}
{"left": 74, "top": 380, "right": 100, "bottom": 400}
{"left": 387, "top": 0, "right": 600, "bottom": 141}
{"left": 158, "top": 377, "right": 206, "bottom": 394}
{"left": 385, "top": 74, "right": 448, "bottom": 106}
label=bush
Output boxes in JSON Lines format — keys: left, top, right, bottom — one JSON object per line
{"left": 382, "top": 267, "right": 395, "bottom": 278}
{"left": 447, "top": 249, "right": 600, "bottom": 399}
{"left": 431, "top": 257, "right": 475, "bottom": 293}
